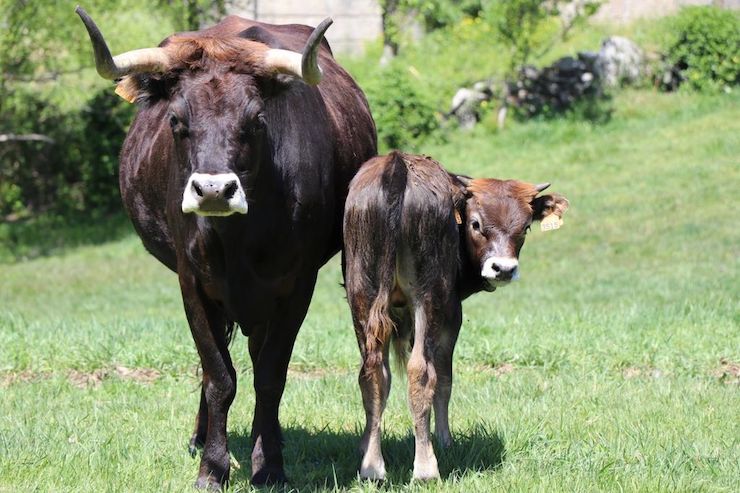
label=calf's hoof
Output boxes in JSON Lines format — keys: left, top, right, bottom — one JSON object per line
{"left": 412, "top": 459, "right": 440, "bottom": 481}
{"left": 359, "top": 459, "right": 386, "bottom": 481}
{"left": 251, "top": 467, "right": 287, "bottom": 486}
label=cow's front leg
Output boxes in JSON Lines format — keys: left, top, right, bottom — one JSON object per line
{"left": 407, "top": 303, "right": 440, "bottom": 481}
{"left": 249, "top": 274, "right": 318, "bottom": 485}
{"left": 179, "top": 270, "right": 236, "bottom": 490}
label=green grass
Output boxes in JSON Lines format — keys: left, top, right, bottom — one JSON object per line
{"left": 1, "top": 89, "right": 738, "bottom": 492}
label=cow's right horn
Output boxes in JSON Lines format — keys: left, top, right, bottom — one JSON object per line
{"left": 76, "top": 6, "right": 170, "bottom": 79}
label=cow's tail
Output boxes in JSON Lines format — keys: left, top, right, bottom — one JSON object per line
{"left": 365, "top": 151, "right": 407, "bottom": 370}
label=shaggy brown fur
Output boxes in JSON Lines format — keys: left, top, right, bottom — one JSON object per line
{"left": 343, "top": 151, "right": 569, "bottom": 481}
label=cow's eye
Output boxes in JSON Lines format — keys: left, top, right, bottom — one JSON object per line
{"left": 168, "top": 114, "right": 188, "bottom": 136}
{"left": 471, "top": 220, "right": 480, "bottom": 231}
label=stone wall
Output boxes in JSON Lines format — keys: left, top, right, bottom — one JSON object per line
{"left": 226, "top": 0, "right": 382, "bottom": 55}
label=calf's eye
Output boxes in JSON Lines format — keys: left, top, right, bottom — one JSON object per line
{"left": 471, "top": 220, "right": 480, "bottom": 231}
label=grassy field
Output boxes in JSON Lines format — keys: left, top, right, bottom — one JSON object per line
{"left": 1, "top": 89, "right": 738, "bottom": 492}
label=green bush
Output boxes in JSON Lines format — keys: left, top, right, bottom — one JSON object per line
{"left": 0, "top": 88, "right": 133, "bottom": 217}
{"left": 363, "top": 63, "right": 442, "bottom": 151}
{"left": 665, "top": 6, "right": 740, "bottom": 91}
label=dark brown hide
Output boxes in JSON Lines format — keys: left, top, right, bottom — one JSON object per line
{"left": 342, "top": 151, "right": 567, "bottom": 480}
{"left": 86, "top": 13, "right": 376, "bottom": 489}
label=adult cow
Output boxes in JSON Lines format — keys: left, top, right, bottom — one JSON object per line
{"left": 75, "top": 7, "right": 376, "bottom": 488}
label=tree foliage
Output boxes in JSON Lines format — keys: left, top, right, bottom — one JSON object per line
{"left": 0, "top": 0, "right": 224, "bottom": 217}
{"left": 665, "top": 6, "right": 740, "bottom": 91}
{"left": 484, "top": 0, "right": 601, "bottom": 75}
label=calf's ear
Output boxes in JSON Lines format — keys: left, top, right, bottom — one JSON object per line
{"left": 532, "top": 193, "right": 569, "bottom": 222}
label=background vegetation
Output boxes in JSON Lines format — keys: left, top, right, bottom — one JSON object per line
{"left": 1, "top": 2, "right": 738, "bottom": 491}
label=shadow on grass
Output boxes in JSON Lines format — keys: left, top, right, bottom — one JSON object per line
{"left": 227, "top": 424, "right": 505, "bottom": 490}
{"left": 0, "top": 211, "right": 132, "bottom": 263}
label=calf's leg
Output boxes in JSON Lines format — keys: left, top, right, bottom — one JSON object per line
{"left": 349, "top": 286, "right": 394, "bottom": 481}
{"left": 358, "top": 343, "right": 391, "bottom": 480}
{"left": 433, "top": 303, "right": 462, "bottom": 449}
{"left": 407, "top": 302, "right": 439, "bottom": 480}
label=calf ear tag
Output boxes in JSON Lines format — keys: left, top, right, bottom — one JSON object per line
{"left": 540, "top": 213, "right": 563, "bottom": 232}
{"left": 454, "top": 209, "right": 463, "bottom": 225}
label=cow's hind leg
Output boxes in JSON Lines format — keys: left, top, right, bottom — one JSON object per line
{"left": 179, "top": 269, "right": 236, "bottom": 490}
{"left": 189, "top": 385, "right": 208, "bottom": 456}
{"left": 432, "top": 301, "right": 462, "bottom": 450}
{"left": 407, "top": 301, "right": 440, "bottom": 481}
{"left": 249, "top": 273, "right": 318, "bottom": 485}
{"left": 348, "top": 285, "right": 393, "bottom": 481}
{"left": 358, "top": 337, "right": 392, "bottom": 480}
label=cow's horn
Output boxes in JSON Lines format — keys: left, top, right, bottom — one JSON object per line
{"left": 263, "top": 17, "right": 332, "bottom": 85}
{"left": 535, "top": 183, "right": 551, "bottom": 192}
{"left": 75, "top": 6, "right": 170, "bottom": 79}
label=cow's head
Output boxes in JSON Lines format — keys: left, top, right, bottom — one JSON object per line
{"left": 456, "top": 177, "right": 569, "bottom": 290}
{"left": 76, "top": 7, "right": 331, "bottom": 217}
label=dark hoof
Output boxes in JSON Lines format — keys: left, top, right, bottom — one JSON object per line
{"left": 251, "top": 468, "right": 287, "bottom": 486}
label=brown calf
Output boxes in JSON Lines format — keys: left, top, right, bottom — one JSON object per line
{"left": 343, "top": 151, "right": 568, "bottom": 480}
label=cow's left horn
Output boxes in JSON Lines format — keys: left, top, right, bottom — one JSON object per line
{"left": 76, "top": 6, "right": 170, "bottom": 79}
{"left": 535, "top": 183, "right": 551, "bottom": 192}
{"left": 263, "top": 17, "right": 333, "bottom": 85}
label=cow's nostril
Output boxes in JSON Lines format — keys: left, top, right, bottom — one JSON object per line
{"left": 222, "top": 181, "right": 238, "bottom": 200}
{"left": 492, "top": 263, "right": 501, "bottom": 273}
{"left": 192, "top": 182, "right": 203, "bottom": 197}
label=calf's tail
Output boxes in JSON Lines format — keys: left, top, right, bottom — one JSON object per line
{"left": 365, "top": 151, "right": 408, "bottom": 365}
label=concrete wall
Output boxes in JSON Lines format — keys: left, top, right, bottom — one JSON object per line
{"left": 225, "top": 1, "right": 739, "bottom": 54}
{"left": 226, "top": 0, "right": 382, "bottom": 55}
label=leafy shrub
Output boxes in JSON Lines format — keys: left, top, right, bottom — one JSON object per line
{"left": 0, "top": 88, "right": 133, "bottom": 217}
{"left": 363, "top": 63, "right": 441, "bottom": 151}
{"left": 665, "top": 6, "right": 740, "bottom": 91}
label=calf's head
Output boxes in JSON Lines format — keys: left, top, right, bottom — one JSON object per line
{"left": 76, "top": 7, "right": 331, "bottom": 217}
{"left": 457, "top": 177, "right": 569, "bottom": 290}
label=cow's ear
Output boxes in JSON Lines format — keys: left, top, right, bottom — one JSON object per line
{"left": 452, "top": 174, "right": 473, "bottom": 198}
{"left": 532, "top": 193, "right": 569, "bottom": 222}
{"left": 114, "top": 74, "right": 169, "bottom": 105}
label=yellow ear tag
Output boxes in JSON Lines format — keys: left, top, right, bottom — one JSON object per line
{"left": 115, "top": 82, "right": 137, "bottom": 104}
{"left": 454, "top": 209, "right": 463, "bottom": 225}
{"left": 540, "top": 213, "right": 563, "bottom": 232}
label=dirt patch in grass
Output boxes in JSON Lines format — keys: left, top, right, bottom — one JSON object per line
{"left": 0, "top": 370, "right": 49, "bottom": 387}
{"left": 476, "top": 362, "right": 516, "bottom": 378}
{"left": 711, "top": 359, "right": 740, "bottom": 385}
{"left": 622, "top": 366, "right": 665, "bottom": 379}
{"left": 287, "top": 366, "right": 351, "bottom": 380}
{"left": 0, "top": 366, "right": 161, "bottom": 388}
{"left": 68, "top": 366, "right": 161, "bottom": 388}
